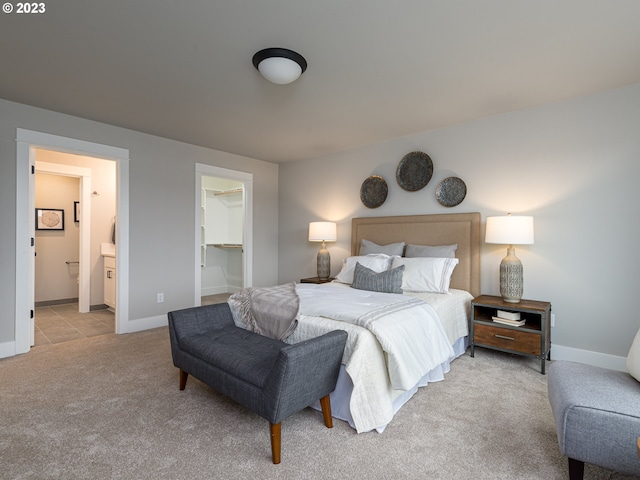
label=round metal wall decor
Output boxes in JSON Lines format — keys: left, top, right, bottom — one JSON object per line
{"left": 396, "top": 151, "right": 433, "bottom": 191}
{"left": 360, "top": 175, "right": 388, "bottom": 208}
{"left": 436, "top": 177, "right": 467, "bottom": 207}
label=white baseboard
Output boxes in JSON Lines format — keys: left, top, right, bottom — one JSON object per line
{"left": 201, "top": 285, "right": 242, "bottom": 297}
{"left": 200, "top": 286, "right": 228, "bottom": 296}
{"left": 0, "top": 341, "right": 16, "bottom": 359}
{"left": 118, "top": 314, "right": 167, "bottom": 334}
{"left": 551, "top": 344, "right": 627, "bottom": 372}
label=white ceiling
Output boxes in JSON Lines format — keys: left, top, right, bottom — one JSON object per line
{"left": 2, "top": 0, "right": 640, "bottom": 163}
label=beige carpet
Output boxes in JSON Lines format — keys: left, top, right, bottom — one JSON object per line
{"left": 1, "top": 327, "right": 637, "bottom": 480}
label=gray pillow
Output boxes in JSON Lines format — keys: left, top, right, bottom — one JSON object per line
{"left": 405, "top": 243, "right": 457, "bottom": 258}
{"left": 360, "top": 239, "right": 405, "bottom": 256}
{"left": 351, "top": 262, "right": 404, "bottom": 294}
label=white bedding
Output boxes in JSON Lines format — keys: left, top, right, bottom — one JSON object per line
{"left": 286, "top": 282, "right": 472, "bottom": 433}
{"left": 296, "top": 283, "right": 454, "bottom": 390}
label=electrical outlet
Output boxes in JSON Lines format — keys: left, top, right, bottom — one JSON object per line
{"left": 157, "top": 293, "right": 164, "bottom": 303}
{"left": 551, "top": 313, "right": 555, "bottom": 327}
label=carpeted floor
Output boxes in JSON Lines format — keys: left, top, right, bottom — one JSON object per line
{"left": 1, "top": 327, "right": 637, "bottom": 479}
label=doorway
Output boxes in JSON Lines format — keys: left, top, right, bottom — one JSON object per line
{"left": 195, "top": 164, "right": 253, "bottom": 306}
{"left": 15, "top": 129, "right": 130, "bottom": 356}
{"left": 34, "top": 159, "right": 93, "bottom": 313}
{"left": 33, "top": 151, "right": 116, "bottom": 345}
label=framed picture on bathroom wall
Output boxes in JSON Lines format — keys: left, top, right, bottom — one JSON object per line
{"left": 36, "top": 208, "right": 65, "bottom": 231}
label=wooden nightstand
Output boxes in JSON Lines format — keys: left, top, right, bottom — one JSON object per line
{"left": 470, "top": 294, "right": 551, "bottom": 374}
{"left": 299, "top": 277, "right": 334, "bottom": 284}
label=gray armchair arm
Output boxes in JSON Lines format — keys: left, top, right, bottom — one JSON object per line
{"left": 168, "top": 304, "right": 235, "bottom": 370}
{"left": 263, "top": 329, "right": 348, "bottom": 424}
{"left": 168, "top": 303, "right": 235, "bottom": 340}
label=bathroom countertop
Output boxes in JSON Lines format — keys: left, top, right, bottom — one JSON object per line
{"left": 101, "top": 243, "right": 115, "bottom": 257}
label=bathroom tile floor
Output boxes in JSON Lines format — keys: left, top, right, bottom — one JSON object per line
{"left": 34, "top": 303, "right": 114, "bottom": 346}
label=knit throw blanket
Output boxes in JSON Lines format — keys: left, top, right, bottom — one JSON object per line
{"left": 227, "top": 282, "right": 299, "bottom": 341}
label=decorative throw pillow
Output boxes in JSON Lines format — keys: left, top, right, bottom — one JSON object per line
{"left": 405, "top": 243, "right": 458, "bottom": 258}
{"left": 334, "top": 254, "right": 393, "bottom": 284}
{"left": 391, "top": 256, "right": 459, "bottom": 293}
{"left": 626, "top": 328, "right": 640, "bottom": 382}
{"left": 360, "top": 239, "right": 405, "bottom": 256}
{"left": 351, "top": 262, "right": 404, "bottom": 294}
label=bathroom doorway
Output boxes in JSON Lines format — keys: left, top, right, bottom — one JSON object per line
{"left": 33, "top": 150, "right": 116, "bottom": 345}
{"left": 15, "top": 129, "right": 130, "bottom": 355}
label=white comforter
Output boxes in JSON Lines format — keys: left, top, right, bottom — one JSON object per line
{"left": 286, "top": 283, "right": 471, "bottom": 433}
{"left": 296, "top": 283, "right": 454, "bottom": 390}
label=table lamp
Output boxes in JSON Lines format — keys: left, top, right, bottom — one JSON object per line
{"left": 485, "top": 214, "right": 534, "bottom": 303}
{"left": 308, "top": 222, "right": 337, "bottom": 280}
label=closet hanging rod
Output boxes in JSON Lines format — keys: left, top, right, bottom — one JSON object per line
{"left": 213, "top": 188, "right": 243, "bottom": 196}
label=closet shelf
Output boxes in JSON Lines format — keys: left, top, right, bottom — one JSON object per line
{"left": 210, "top": 243, "right": 243, "bottom": 249}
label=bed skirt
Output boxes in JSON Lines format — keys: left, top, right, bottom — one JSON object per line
{"left": 311, "top": 336, "right": 468, "bottom": 433}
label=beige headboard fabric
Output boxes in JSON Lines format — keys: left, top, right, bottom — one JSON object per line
{"left": 351, "top": 212, "right": 481, "bottom": 297}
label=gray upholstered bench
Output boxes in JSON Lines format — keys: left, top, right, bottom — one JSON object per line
{"left": 548, "top": 360, "right": 640, "bottom": 479}
{"left": 168, "top": 302, "right": 347, "bottom": 464}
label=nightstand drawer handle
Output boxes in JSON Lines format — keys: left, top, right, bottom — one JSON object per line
{"left": 494, "top": 334, "right": 515, "bottom": 341}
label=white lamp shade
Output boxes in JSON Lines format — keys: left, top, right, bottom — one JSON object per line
{"left": 309, "top": 222, "right": 337, "bottom": 242}
{"left": 257, "top": 57, "right": 303, "bottom": 85}
{"left": 485, "top": 216, "right": 534, "bottom": 245}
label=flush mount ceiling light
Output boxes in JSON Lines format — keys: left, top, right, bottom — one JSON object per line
{"left": 252, "top": 48, "right": 307, "bottom": 85}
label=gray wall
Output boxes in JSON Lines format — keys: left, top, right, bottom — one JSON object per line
{"left": 0, "top": 98, "right": 279, "bottom": 347}
{"left": 278, "top": 82, "right": 640, "bottom": 362}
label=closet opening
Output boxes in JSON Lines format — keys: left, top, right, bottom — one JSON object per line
{"left": 195, "top": 164, "right": 253, "bottom": 307}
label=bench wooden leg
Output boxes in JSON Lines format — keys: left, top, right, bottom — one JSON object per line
{"left": 269, "top": 422, "right": 281, "bottom": 464}
{"left": 568, "top": 457, "right": 584, "bottom": 480}
{"left": 179, "top": 369, "right": 188, "bottom": 390}
{"left": 319, "top": 394, "right": 333, "bottom": 428}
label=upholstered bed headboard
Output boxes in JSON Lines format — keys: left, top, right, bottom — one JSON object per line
{"left": 351, "top": 212, "right": 481, "bottom": 297}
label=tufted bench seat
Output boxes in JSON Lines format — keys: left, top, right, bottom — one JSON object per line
{"left": 168, "top": 302, "right": 347, "bottom": 464}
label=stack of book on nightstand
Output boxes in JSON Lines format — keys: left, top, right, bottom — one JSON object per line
{"left": 492, "top": 309, "right": 526, "bottom": 327}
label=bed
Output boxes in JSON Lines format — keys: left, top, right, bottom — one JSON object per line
{"left": 287, "top": 212, "right": 481, "bottom": 433}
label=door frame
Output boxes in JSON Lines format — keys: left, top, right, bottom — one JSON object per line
{"left": 15, "top": 129, "right": 130, "bottom": 355}
{"left": 195, "top": 163, "right": 253, "bottom": 306}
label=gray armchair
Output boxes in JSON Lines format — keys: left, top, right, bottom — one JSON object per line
{"left": 168, "top": 303, "right": 347, "bottom": 464}
{"left": 548, "top": 360, "right": 640, "bottom": 479}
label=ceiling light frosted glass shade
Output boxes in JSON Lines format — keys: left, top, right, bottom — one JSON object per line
{"left": 252, "top": 48, "right": 307, "bottom": 85}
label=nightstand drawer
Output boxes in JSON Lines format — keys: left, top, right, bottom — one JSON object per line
{"left": 473, "top": 324, "right": 541, "bottom": 355}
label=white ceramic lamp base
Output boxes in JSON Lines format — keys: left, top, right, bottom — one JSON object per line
{"left": 500, "top": 246, "right": 523, "bottom": 303}
{"left": 317, "top": 241, "right": 331, "bottom": 280}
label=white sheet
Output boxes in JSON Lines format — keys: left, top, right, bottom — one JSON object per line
{"left": 286, "top": 283, "right": 472, "bottom": 433}
{"left": 296, "top": 283, "right": 454, "bottom": 390}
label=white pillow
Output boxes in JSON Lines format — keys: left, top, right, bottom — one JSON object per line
{"left": 334, "top": 254, "right": 393, "bottom": 284}
{"left": 626, "top": 328, "right": 640, "bottom": 382}
{"left": 391, "top": 256, "right": 459, "bottom": 294}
